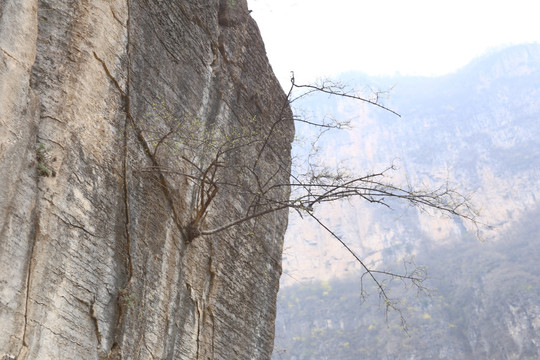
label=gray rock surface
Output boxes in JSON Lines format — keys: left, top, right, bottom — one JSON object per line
{"left": 0, "top": 1, "right": 293, "bottom": 359}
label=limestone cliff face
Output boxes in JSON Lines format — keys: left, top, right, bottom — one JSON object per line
{"left": 0, "top": 1, "right": 293, "bottom": 359}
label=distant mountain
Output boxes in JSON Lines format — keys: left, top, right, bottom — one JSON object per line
{"left": 274, "top": 44, "right": 540, "bottom": 359}
{"left": 280, "top": 43, "right": 540, "bottom": 285}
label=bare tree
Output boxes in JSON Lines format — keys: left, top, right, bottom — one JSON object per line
{"left": 133, "top": 73, "right": 483, "bottom": 325}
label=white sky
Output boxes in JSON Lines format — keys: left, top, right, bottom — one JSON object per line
{"left": 248, "top": 0, "right": 540, "bottom": 86}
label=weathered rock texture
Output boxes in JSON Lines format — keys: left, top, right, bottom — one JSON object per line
{"left": 0, "top": 1, "right": 293, "bottom": 359}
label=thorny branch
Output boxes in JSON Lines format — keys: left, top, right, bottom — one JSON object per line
{"left": 290, "top": 72, "right": 402, "bottom": 117}
{"left": 135, "top": 72, "right": 484, "bottom": 326}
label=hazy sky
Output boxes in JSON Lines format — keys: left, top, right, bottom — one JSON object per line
{"left": 249, "top": 0, "right": 540, "bottom": 86}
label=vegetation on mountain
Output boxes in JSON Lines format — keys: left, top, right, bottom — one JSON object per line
{"left": 274, "top": 206, "right": 540, "bottom": 359}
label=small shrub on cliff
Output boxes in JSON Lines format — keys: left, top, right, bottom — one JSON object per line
{"left": 36, "top": 142, "right": 56, "bottom": 177}
{"left": 118, "top": 288, "right": 137, "bottom": 311}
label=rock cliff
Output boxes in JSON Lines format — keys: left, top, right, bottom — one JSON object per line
{"left": 0, "top": 1, "right": 293, "bottom": 359}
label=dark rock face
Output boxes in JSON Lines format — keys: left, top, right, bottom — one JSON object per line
{"left": 0, "top": 1, "right": 293, "bottom": 359}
